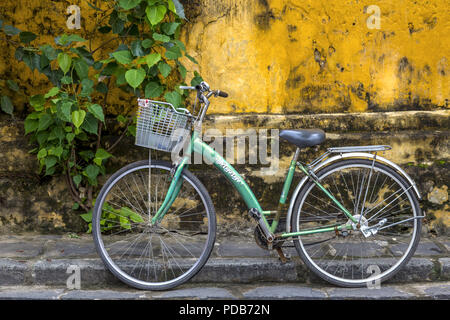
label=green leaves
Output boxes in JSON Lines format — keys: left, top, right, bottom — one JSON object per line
{"left": 61, "top": 76, "right": 72, "bottom": 85}
{"left": 165, "top": 46, "right": 182, "bottom": 60}
{"left": 19, "top": 31, "right": 37, "bottom": 44}
{"left": 146, "top": 4, "right": 167, "bottom": 25}
{"left": 72, "top": 110, "right": 86, "bottom": 128}
{"left": 37, "top": 148, "right": 47, "bottom": 160}
{"left": 45, "top": 156, "right": 58, "bottom": 175}
{"left": 145, "top": 53, "right": 161, "bottom": 68}
{"left": 71, "top": 46, "right": 95, "bottom": 66}
{"left": 158, "top": 62, "right": 171, "bottom": 78}
{"left": 120, "top": 207, "right": 144, "bottom": 223}
{"left": 81, "top": 79, "right": 94, "bottom": 97}
{"left": 10, "top": 0, "right": 193, "bottom": 233}
{"left": 44, "top": 87, "right": 59, "bottom": 99}
{"left": 152, "top": 33, "right": 170, "bottom": 43}
{"left": 118, "top": 0, "right": 142, "bottom": 10}
{"left": 112, "top": 50, "right": 133, "bottom": 65}
{"left": 57, "top": 53, "right": 72, "bottom": 74}
{"left": 125, "top": 68, "right": 146, "bottom": 89}
{"left": 84, "top": 164, "right": 100, "bottom": 185}
{"left": 73, "top": 175, "right": 82, "bottom": 188}
{"left": 38, "top": 114, "right": 53, "bottom": 131}
{"left": 30, "top": 94, "right": 45, "bottom": 109}
{"left": 87, "top": 104, "right": 105, "bottom": 123}
{"left": 24, "top": 114, "right": 39, "bottom": 134}
{"left": 74, "top": 58, "right": 89, "bottom": 79}
{"left": 164, "top": 91, "right": 181, "bottom": 108}
{"left": 161, "top": 22, "right": 180, "bottom": 35}
{"left": 3, "top": 25, "right": 20, "bottom": 36}
{"left": 80, "top": 210, "right": 92, "bottom": 222}
{"left": 55, "top": 34, "right": 86, "bottom": 46}
{"left": 40, "top": 45, "right": 58, "bottom": 61}
{"left": 177, "top": 61, "right": 186, "bottom": 79}
{"left": 6, "top": 80, "right": 19, "bottom": 92}
{"left": 1, "top": 96, "right": 13, "bottom": 115}
{"left": 130, "top": 40, "right": 145, "bottom": 57}
{"left": 141, "top": 38, "right": 154, "bottom": 48}
{"left": 48, "top": 145, "right": 64, "bottom": 158}
{"left": 94, "top": 148, "right": 112, "bottom": 166}
{"left": 56, "top": 101, "right": 72, "bottom": 122}
{"left": 145, "top": 82, "right": 163, "bottom": 98}
{"left": 81, "top": 112, "right": 98, "bottom": 135}
{"left": 191, "top": 71, "right": 204, "bottom": 86}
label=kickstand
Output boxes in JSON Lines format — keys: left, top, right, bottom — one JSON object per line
{"left": 275, "top": 247, "right": 291, "bottom": 264}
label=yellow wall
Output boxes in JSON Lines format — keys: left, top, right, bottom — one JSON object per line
{"left": 183, "top": 0, "right": 449, "bottom": 114}
{"left": 1, "top": 0, "right": 449, "bottom": 114}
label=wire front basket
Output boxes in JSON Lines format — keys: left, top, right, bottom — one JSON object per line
{"left": 135, "top": 99, "right": 191, "bottom": 152}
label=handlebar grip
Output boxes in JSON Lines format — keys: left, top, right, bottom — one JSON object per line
{"left": 179, "top": 86, "right": 195, "bottom": 90}
{"left": 217, "top": 90, "right": 228, "bottom": 98}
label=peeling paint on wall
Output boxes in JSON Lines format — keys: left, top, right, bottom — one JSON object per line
{"left": 181, "top": 0, "right": 449, "bottom": 114}
{"left": 0, "top": 0, "right": 448, "bottom": 115}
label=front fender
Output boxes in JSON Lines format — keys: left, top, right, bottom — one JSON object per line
{"left": 285, "top": 152, "right": 421, "bottom": 233}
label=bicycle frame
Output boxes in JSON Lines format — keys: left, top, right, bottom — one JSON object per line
{"left": 151, "top": 130, "right": 357, "bottom": 239}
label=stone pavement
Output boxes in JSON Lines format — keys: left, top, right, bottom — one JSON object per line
{"left": 0, "top": 233, "right": 448, "bottom": 299}
{"left": 0, "top": 282, "right": 448, "bottom": 300}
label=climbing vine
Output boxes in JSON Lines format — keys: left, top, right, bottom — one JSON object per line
{"left": 0, "top": 0, "right": 202, "bottom": 230}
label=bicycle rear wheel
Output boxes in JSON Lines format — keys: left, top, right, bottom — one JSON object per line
{"left": 292, "top": 159, "right": 421, "bottom": 287}
{"left": 93, "top": 160, "right": 216, "bottom": 290}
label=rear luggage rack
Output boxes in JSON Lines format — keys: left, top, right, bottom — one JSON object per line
{"left": 327, "top": 145, "right": 392, "bottom": 153}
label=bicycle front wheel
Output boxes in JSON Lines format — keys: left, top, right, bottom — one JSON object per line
{"left": 93, "top": 160, "right": 216, "bottom": 290}
{"left": 292, "top": 159, "right": 421, "bottom": 287}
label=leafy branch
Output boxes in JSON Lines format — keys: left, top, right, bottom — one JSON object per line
{"left": 0, "top": 0, "right": 202, "bottom": 232}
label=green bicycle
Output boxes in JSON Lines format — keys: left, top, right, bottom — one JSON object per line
{"left": 93, "top": 81, "right": 424, "bottom": 290}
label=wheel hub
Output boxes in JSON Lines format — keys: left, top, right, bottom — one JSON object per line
{"left": 348, "top": 214, "right": 387, "bottom": 238}
{"left": 147, "top": 225, "right": 166, "bottom": 234}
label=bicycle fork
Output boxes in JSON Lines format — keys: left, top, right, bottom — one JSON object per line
{"left": 150, "top": 157, "right": 187, "bottom": 225}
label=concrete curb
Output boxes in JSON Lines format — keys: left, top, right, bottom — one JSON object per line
{"left": 0, "top": 257, "right": 446, "bottom": 288}
{"left": 0, "top": 236, "right": 448, "bottom": 288}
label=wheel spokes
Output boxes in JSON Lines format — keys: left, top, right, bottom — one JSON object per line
{"left": 296, "top": 162, "right": 418, "bottom": 284}
{"left": 98, "top": 165, "right": 211, "bottom": 285}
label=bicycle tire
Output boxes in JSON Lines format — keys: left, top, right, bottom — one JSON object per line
{"left": 93, "top": 160, "right": 216, "bottom": 290}
{"left": 291, "top": 159, "right": 421, "bottom": 287}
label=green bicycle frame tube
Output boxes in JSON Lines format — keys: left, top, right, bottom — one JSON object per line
{"left": 152, "top": 131, "right": 266, "bottom": 224}
{"left": 152, "top": 131, "right": 200, "bottom": 224}
{"left": 152, "top": 132, "right": 355, "bottom": 238}
{"left": 280, "top": 158, "right": 297, "bottom": 205}
{"left": 281, "top": 223, "right": 353, "bottom": 238}
{"left": 151, "top": 156, "right": 187, "bottom": 224}
{"left": 194, "top": 137, "right": 263, "bottom": 213}
{"left": 267, "top": 159, "right": 296, "bottom": 233}
{"left": 296, "top": 162, "right": 357, "bottom": 224}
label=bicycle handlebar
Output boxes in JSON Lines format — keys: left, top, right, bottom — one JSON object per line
{"left": 179, "top": 86, "right": 196, "bottom": 90}
{"left": 179, "top": 81, "right": 228, "bottom": 124}
{"left": 216, "top": 90, "right": 228, "bottom": 98}
{"left": 179, "top": 82, "right": 228, "bottom": 98}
